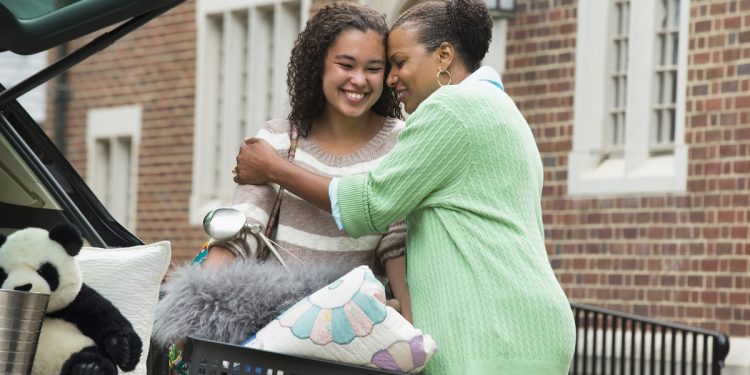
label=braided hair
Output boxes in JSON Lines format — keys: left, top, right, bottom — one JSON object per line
{"left": 287, "top": 3, "right": 401, "bottom": 136}
{"left": 392, "top": 0, "right": 493, "bottom": 72}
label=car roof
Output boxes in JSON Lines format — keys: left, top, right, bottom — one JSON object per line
{"left": 0, "top": 0, "right": 183, "bottom": 55}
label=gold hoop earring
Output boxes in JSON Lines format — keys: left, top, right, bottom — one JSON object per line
{"left": 436, "top": 69, "right": 452, "bottom": 87}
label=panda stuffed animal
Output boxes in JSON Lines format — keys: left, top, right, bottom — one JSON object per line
{"left": 0, "top": 223, "right": 142, "bottom": 375}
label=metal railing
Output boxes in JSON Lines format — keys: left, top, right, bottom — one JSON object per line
{"left": 570, "top": 303, "right": 730, "bottom": 375}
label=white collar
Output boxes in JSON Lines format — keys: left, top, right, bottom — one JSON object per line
{"left": 459, "top": 66, "right": 503, "bottom": 87}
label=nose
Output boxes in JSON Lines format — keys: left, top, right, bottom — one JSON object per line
{"left": 386, "top": 69, "right": 398, "bottom": 88}
{"left": 14, "top": 284, "right": 32, "bottom": 292}
{"left": 350, "top": 70, "right": 366, "bottom": 86}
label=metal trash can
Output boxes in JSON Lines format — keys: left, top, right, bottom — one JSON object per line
{"left": 0, "top": 290, "right": 49, "bottom": 375}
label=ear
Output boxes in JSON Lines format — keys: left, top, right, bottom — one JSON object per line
{"left": 48, "top": 223, "right": 83, "bottom": 257}
{"left": 0, "top": 234, "right": 5, "bottom": 247}
{"left": 435, "top": 42, "right": 457, "bottom": 70}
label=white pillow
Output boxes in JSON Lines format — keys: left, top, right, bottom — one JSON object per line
{"left": 77, "top": 241, "right": 171, "bottom": 375}
{"left": 245, "top": 266, "right": 437, "bottom": 373}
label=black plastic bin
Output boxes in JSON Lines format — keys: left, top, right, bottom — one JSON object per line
{"left": 182, "top": 337, "right": 404, "bottom": 375}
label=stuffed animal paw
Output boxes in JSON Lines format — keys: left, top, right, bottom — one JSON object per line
{"left": 104, "top": 330, "right": 143, "bottom": 372}
{"left": 60, "top": 349, "right": 117, "bottom": 375}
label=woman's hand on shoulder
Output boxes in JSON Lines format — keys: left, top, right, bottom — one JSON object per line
{"left": 234, "top": 138, "right": 282, "bottom": 185}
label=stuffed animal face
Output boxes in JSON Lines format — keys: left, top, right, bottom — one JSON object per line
{"left": 0, "top": 224, "right": 84, "bottom": 312}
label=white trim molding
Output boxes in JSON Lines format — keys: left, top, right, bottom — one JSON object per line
{"left": 568, "top": 0, "right": 689, "bottom": 196}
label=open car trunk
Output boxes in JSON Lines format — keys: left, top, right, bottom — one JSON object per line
{"left": 0, "top": 0, "right": 185, "bottom": 245}
{"left": 1, "top": 1, "right": 187, "bottom": 373}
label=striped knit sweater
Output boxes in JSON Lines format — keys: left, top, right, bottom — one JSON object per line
{"left": 221, "top": 118, "right": 405, "bottom": 274}
{"left": 337, "top": 69, "right": 576, "bottom": 374}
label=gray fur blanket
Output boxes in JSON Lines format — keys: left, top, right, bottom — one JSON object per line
{"left": 151, "top": 260, "right": 350, "bottom": 348}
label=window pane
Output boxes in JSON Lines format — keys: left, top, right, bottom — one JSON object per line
{"left": 209, "top": 14, "right": 225, "bottom": 190}
{"left": 605, "top": 0, "right": 629, "bottom": 157}
{"left": 239, "top": 10, "right": 249, "bottom": 142}
{"left": 650, "top": 0, "right": 680, "bottom": 155}
{"left": 95, "top": 139, "right": 111, "bottom": 204}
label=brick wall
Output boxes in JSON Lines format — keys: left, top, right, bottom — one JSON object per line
{"left": 504, "top": 0, "right": 750, "bottom": 336}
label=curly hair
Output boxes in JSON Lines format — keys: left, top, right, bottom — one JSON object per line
{"left": 287, "top": 3, "right": 401, "bottom": 136}
{"left": 392, "top": 0, "right": 493, "bottom": 72}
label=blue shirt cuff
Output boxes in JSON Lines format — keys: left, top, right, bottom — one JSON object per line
{"left": 329, "top": 177, "right": 344, "bottom": 230}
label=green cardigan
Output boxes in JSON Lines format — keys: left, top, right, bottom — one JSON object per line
{"left": 337, "top": 74, "right": 575, "bottom": 374}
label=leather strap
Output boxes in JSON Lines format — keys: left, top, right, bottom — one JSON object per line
{"left": 257, "top": 125, "right": 299, "bottom": 260}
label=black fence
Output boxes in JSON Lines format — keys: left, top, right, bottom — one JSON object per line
{"left": 570, "top": 303, "right": 730, "bottom": 375}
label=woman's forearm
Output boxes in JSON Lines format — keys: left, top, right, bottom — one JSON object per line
{"left": 385, "top": 256, "right": 413, "bottom": 323}
{"left": 235, "top": 138, "right": 332, "bottom": 212}
{"left": 271, "top": 159, "right": 333, "bottom": 213}
{"left": 203, "top": 245, "right": 236, "bottom": 269}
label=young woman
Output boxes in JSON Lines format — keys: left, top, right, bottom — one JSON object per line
{"left": 205, "top": 3, "right": 412, "bottom": 319}
{"left": 232, "top": 0, "right": 576, "bottom": 374}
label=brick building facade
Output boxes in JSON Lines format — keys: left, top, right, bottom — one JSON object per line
{"left": 509, "top": 0, "right": 749, "bottom": 335}
{"left": 502, "top": 0, "right": 750, "bottom": 368}
{"left": 46, "top": 0, "right": 750, "bottom": 369}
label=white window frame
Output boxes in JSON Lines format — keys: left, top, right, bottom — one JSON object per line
{"left": 190, "top": 0, "right": 309, "bottom": 224}
{"left": 86, "top": 105, "right": 141, "bottom": 230}
{"left": 568, "top": 0, "right": 689, "bottom": 196}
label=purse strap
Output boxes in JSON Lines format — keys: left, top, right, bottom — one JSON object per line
{"left": 256, "top": 125, "right": 299, "bottom": 260}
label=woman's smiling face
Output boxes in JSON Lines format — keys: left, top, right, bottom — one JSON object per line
{"left": 321, "top": 28, "right": 386, "bottom": 120}
{"left": 386, "top": 26, "right": 442, "bottom": 114}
